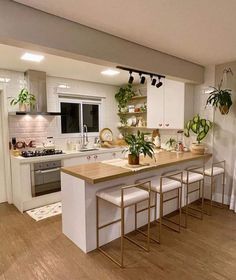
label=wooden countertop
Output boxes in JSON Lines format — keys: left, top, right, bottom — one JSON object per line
{"left": 61, "top": 151, "right": 211, "bottom": 184}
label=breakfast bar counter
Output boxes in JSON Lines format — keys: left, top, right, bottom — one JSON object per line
{"left": 61, "top": 151, "right": 211, "bottom": 253}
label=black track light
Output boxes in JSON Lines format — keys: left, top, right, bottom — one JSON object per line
{"left": 128, "top": 71, "right": 134, "bottom": 84}
{"left": 150, "top": 75, "right": 157, "bottom": 86}
{"left": 139, "top": 73, "right": 145, "bottom": 84}
{"left": 156, "top": 76, "right": 163, "bottom": 88}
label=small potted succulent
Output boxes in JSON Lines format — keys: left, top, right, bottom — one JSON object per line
{"left": 184, "top": 114, "right": 212, "bottom": 155}
{"left": 10, "top": 88, "right": 36, "bottom": 111}
{"left": 124, "top": 130, "right": 155, "bottom": 165}
{"left": 206, "top": 81, "right": 233, "bottom": 115}
{"left": 115, "top": 84, "right": 135, "bottom": 113}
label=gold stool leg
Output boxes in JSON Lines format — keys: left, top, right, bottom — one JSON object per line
{"left": 120, "top": 206, "right": 124, "bottom": 268}
{"left": 210, "top": 177, "right": 214, "bottom": 215}
{"left": 159, "top": 193, "right": 163, "bottom": 243}
{"left": 201, "top": 179, "right": 204, "bottom": 220}
{"left": 185, "top": 183, "right": 189, "bottom": 228}
{"left": 222, "top": 172, "right": 225, "bottom": 206}
{"left": 96, "top": 196, "right": 99, "bottom": 249}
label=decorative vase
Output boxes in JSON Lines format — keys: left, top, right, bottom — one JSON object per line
{"left": 219, "top": 105, "right": 229, "bottom": 115}
{"left": 191, "top": 143, "right": 205, "bottom": 155}
{"left": 128, "top": 154, "right": 140, "bottom": 165}
{"left": 19, "top": 103, "right": 26, "bottom": 112}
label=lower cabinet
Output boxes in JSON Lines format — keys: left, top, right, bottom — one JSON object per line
{"left": 62, "top": 150, "right": 124, "bottom": 167}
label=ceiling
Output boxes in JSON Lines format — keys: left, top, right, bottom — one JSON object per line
{"left": 0, "top": 44, "right": 132, "bottom": 86}
{"left": 14, "top": 0, "right": 236, "bottom": 66}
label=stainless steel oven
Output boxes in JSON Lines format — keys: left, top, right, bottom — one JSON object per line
{"left": 31, "top": 160, "right": 61, "bottom": 197}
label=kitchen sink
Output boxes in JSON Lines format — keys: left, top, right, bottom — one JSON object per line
{"left": 78, "top": 148, "right": 99, "bottom": 152}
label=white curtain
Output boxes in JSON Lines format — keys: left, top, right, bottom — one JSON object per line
{"left": 230, "top": 160, "right": 236, "bottom": 213}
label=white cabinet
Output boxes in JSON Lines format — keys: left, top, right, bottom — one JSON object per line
{"left": 63, "top": 150, "right": 124, "bottom": 167}
{"left": 147, "top": 79, "right": 191, "bottom": 129}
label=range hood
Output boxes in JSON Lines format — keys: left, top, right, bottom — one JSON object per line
{"left": 13, "top": 70, "right": 61, "bottom": 116}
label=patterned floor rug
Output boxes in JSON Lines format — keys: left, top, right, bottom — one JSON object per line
{"left": 26, "top": 202, "right": 62, "bottom": 221}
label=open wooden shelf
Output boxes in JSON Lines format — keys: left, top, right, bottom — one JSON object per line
{"left": 131, "top": 95, "right": 147, "bottom": 100}
{"left": 118, "top": 111, "right": 146, "bottom": 116}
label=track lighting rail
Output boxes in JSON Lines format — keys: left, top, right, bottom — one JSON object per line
{"left": 116, "top": 66, "right": 165, "bottom": 79}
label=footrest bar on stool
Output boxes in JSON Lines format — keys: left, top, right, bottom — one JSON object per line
{"left": 156, "top": 218, "right": 181, "bottom": 233}
{"left": 135, "top": 228, "right": 160, "bottom": 244}
{"left": 124, "top": 235, "right": 149, "bottom": 252}
{"left": 182, "top": 209, "right": 203, "bottom": 220}
{"left": 98, "top": 247, "right": 122, "bottom": 268}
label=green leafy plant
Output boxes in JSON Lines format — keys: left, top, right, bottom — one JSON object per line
{"left": 115, "top": 84, "right": 135, "bottom": 112}
{"left": 166, "top": 138, "right": 177, "bottom": 149}
{"left": 184, "top": 114, "right": 212, "bottom": 144}
{"left": 124, "top": 130, "right": 155, "bottom": 158}
{"left": 10, "top": 88, "right": 36, "bottom": 108}
{"left": 206, "top": 82, "right": 233, "bottom": 115}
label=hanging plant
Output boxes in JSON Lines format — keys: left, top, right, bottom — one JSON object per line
{"left": 206, "top": 80, "right": 233, "bottom": 115}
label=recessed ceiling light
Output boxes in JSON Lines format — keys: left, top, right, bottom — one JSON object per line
{"left": 58, "top": 84, "right": 70, "bottom": 89}
{"left": 21, "top": 52, "right": 44, "bottom": 62}
{"left": 101, "top": 69, "right": 120, "bottom": 76}
{"left": 0, "top": 77, "right": 10, "bottom": 83}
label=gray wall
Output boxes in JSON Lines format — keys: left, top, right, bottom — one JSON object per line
{"left": 0, "top": 0, "right": 204, "bottom": 84}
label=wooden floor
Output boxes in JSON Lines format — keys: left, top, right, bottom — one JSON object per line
{"left": 0, "top": 203, "right": 236, "bottom": 280}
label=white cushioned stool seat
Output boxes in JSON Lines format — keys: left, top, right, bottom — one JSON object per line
{"left": 152, "top": 180, "right": 181, "bottom": 193}
{"left": 137, "top": 177, "right": 181, "bottom": 193}
{"left": 204, "top": 167, "right": 224, "bottom": 176}
{"left": 182, "top": 171, "right": 203, "bottom": 184}
{"left": 96, "top": 185, "right": 149, "bottom": 207}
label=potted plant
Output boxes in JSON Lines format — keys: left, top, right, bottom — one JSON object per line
{"left": 166, "top": 138, "right": 177, "bottom": 151}
{"left": 184, "top": 114, "right": 212, "bottom": 155}
{"left": 115, "top": 84, "right": 135, "bottom": 112}
{"left": 206, "top": 81, "right": 233, "bottom": 115}
{"left": 10, "top": 88, "right": 36, "bottom": 111}
{"left": 124, "top": 130, "right": 155, "bottom": 165}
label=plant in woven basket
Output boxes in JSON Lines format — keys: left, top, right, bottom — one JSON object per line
{"left": 184, "top": 114, "right": 212, "bottom": 144}
{"left": 124, "top": 130, "right": 155, "bottom": 165}
{"left": 206, "top": 81, "right": 233, "bottom": 115}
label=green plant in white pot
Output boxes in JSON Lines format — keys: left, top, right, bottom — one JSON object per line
{"left": 10, "top": 88, "right": 36, "bottom": 111}
{"left": 184, "top": 114, "right": 212, "bottom": 155}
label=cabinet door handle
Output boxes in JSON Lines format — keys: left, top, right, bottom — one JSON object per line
{"left": 87, "top": 156, "right": 91, "bottom": 160}
{"left": 158, "top": 124, "right": 163, "bottom": 127}
{"left": 94, "top": 155, "right": 98, "bottom": 159}
{"left": 165, "top": 124, "right": 169, "bottom": 127}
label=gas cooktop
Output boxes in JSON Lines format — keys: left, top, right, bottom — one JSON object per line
{"left": 21, "top": 149, "right": 64, "bottom": 158}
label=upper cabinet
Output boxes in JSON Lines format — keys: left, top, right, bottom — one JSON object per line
{"left": 147, "top": 78, "right": 193, "bottom": 129}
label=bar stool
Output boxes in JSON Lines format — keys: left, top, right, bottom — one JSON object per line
{"left": 182, "top": 165, "right": 205, "bottom": 228}
{"left": 202, "top": 160, "right": 225, "bottom": 215}
{"left": 136, "top": 171, "right": 183, "bottom": 244}
{"left": 96, "top": 182, "right": 151, "bottom": 268}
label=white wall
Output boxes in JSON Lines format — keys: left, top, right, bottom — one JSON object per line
{"left": 193, "top": 64, "right": 235, "bottom": 204}
{"left": 1, "top": 69, "right": 119, "bottom": 149}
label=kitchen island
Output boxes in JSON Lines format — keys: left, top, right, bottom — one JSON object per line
{"left": 61, "top": 151, "right": 211, "bottom": 253}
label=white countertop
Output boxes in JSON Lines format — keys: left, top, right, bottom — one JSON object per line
{"left": 11, "top": 147, "right": 126, "bottom": 164}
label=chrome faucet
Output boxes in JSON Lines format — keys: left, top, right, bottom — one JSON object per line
{"left": 81, "top": 124, "right": 89, "bottom": 149}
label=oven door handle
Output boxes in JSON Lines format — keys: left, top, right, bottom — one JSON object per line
{"left": 35, "top": 167, "right": 61, "bottom": 174}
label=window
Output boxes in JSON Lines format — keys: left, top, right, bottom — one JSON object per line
{"left": 60, "top": 98, "right": 101, "bottom": 134}
{"left": 82, "top": 104, "right": 99, "bottom": 132}
{"left": 61, "top": 102, "right": 81, "bottom": 134}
